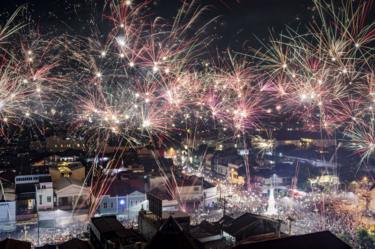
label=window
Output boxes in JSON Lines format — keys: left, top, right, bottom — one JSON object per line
{"left": 39, "top": 195, "right": 42, "bottom": 205}
{"left": 110, "top": 202, "right": 113, "bottom": 208}
{"left": 103, "top": 202, "right": 107, "bottom": 208}
{"left": 47, "top": 196, "right": 52, "bottom": 203}
{"left": 194, "top": 186, "right": 200, "bottom": 191}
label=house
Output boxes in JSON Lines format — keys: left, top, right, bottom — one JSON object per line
{"left": 213, "top": 162, "right": 228, "bottom": 177}
{"left": 139, "top": 193, "right": 191, "bottom": 241}
{"left": 176, "top": 175, "right": 203, "bottom": 203}
{"left": 203, "top": 153, "right": 213, "bottom": 173}
{"left": 15, "top": 183, "right": 37, "bottom": 221}
{"left": 147, "top": 188, "right": 179, "bottom": 212}
{"left": 232, "top": 231, "right": 351, "bottom": 249}
{"left": 15, "top": 174, "right": 52, "bottom": 221}
{"left": 0, "top": 199, "right": 16, "bottom": 232}
{"left": 147, "top": 173, "right": 218, "bottom": 209}
{"left": 35, "top": 176, "right": 54, "bottom": 211}
{"left": 96, "top": 179, "right": 146, "bottom": 219}
{"left": 212, "top": 149, "right": 244, "bottom": 178}
{"left": 217, "top": 213, "right": 283, "bottom": 245}
{"left": 190, "top": 220, "right": 227, "bottom": 249}
{"left": 228, "top": 161, "right": 245, "bottom": 185}
{"left": 54, "top": 178, "right": 90, "bottom": 210}
{"left": 0, "top": 238, "right": 31, "bottom": 249}
{"left": 202, "top": 181, "right": 217, "bottom": 208}
{"left": 90, "top": 215, "right": 145, "bottom": 249}
{"left": 145, "top": 216, "right": 201, "bottom": 249}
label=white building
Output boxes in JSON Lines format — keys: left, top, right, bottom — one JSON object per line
{"left": 203, "top": 181, "right": 217, "bottom": 207}
{"left": 35, "top": 176, "right": 54, "bottom": 211}
{"left": 0, "top": 188, "right": 16, "bottom": 232}
{"left": 54, "top": 178, "right": 90, "bottom": 210}
{"left": 0, "top": 201, "right": 16, "bottom": 232}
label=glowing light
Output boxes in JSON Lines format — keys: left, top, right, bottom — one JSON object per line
{"left": 116, "top": 36, "right": 126, "bottom": 47}
{"left": 142, "top": 120, "right": 151, "bottom": 128}
{"left": 152, "top": 65, "right": 159, "bottom": 73}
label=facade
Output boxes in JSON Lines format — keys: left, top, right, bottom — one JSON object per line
{"left": 138, "top": 209, "right": 191, "bottom": 241}
{"left": 228, "top": 162, "right": 245, "bottom": 185}
{"left": 98, "top": 191, "right": 147, "bottom": 219}
{"left": 148, "top": 173, "right": 217, "bottom": 209}
{"left": 219, "top": 213, "right": 282, "bottom": 245}
{"left": 14, "top": 174, "right": 50, "bottom": 222}
{"left": 147, "top": 189, "right": 179, "bottom": 212}
{"left": 96, "top": 178, "right": 146, "bottom": 219}
{"left": 213, "top": 163, "right": 228, "bottom": 176}
{"left": 177, "top": 183, "right": 202, "bottom": 203}
{"left": 30, "top": 135, "right": 86, "bottom": 152}
{"left": 15, "top": 174, "right": 49, "bottom": 185}
{"left": 15, "top": 183, "right": 36, "bottom": 221}
{"left": 0, "top": 200, "right": 16, "bottom": 232}
{"left": 54, "top": 178, "right": 90, "bottom": 210}
{"left": 90, "top": 216, "right": 145, "bottom": 249}
{"left": 203, "top": 181, "right": 217, "bottom": 207}
{"left": 35, "top": 176, "right": 54, "bottom": 211}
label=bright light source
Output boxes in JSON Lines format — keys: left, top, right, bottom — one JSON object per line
{"left": 142, "top": 120, "right": 151, "bottom": 128}
{"left": 116, "top": 36, "right": 126, "bottom": 47}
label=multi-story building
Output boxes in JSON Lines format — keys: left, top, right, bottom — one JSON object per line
{"left": 15, "top": 174, "right": 50, "bottom": 222}
{"left": 30, "top": 135, "right": 86, "bottom": 153}
{"left": 35, "top": 176, "right": 54, "bottom": 211}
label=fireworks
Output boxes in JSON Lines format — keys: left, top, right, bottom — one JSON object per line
{"left": 345, "top": 122, "right": 375, "bottom": 164}
{"left": 0, "top": 0, "right": 374, "bottom": 228}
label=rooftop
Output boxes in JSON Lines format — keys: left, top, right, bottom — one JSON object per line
{"left": 0, "top": 238, "right": 31, "bottom": 249}
{"left": 105, "top": 179, "right": 145, "bottom": 197}
{"left": 145, "top": 216, "right": 201, "bottom": 249}
{"left": 232, "top": 231, "right": 351, "bottom": 249}
{"left": 91, "top": 216, "right": 145, "bottom": 246}
{"left": 54, "top": 177, "right": 83, "bottom": 190}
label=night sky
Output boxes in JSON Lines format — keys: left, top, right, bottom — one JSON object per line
{"left": 0, "top": 0, "right": 318, "bottom": 50}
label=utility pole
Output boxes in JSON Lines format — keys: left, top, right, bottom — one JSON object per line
{"left": 223, "top": 196, "right": 226, "bottom": 216}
